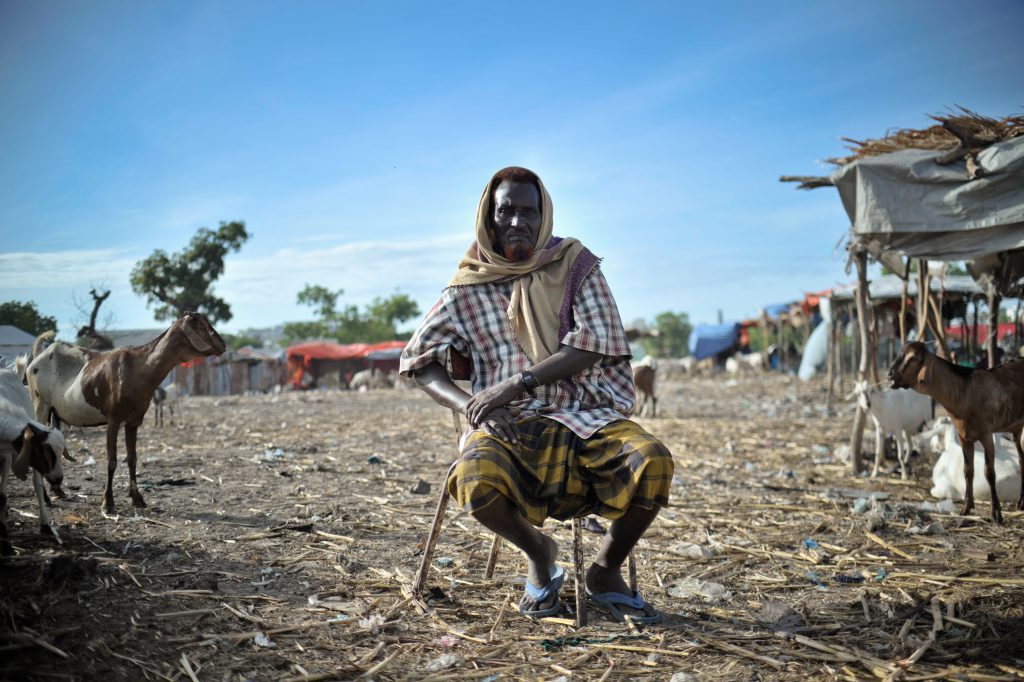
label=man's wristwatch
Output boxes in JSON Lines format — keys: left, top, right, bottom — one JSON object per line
{"left": 519, "top": 370, "right": 540, "bottom": 394}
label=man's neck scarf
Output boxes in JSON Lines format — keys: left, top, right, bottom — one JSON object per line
{"left": 449, "top": 173, "right": 598, "bottom": 363}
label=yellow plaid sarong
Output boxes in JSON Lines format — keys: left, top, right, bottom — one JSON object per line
{"left": 449, "top": 418, "right": 673, "bottom": 527}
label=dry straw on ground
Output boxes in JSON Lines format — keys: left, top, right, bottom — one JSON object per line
{"left": 2, "top": 373, "right": 1024, "bottom": 681}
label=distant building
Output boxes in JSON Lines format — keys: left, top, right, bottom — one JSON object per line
{"left": 0, "top": 325, "right": 35, "bottom": 368}
{"left": 236, "top": 325, "right": 287, "bottom": 349}
{"left": 106, "top": 329, "right": 166, "bottom": 349}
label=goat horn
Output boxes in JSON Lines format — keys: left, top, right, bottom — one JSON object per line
{"left": 63, "top": 450, "right": 77, "bottom": 462}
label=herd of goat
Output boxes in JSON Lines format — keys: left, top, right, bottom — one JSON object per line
{"left": 2, "top": 313, "right": 1024, "bottom": 556}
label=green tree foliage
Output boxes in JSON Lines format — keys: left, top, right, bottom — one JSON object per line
{"left": 640, "top": 311, "right": 692, "bottom": 358}
{"left": 282, "top": 285, "right": 420, "bottom": 346}
{"left": 130, "top": 221, "right": 249, "bottom": 324}
{"left": 0, "top": 300, "right": 58, "bottom": 337}
{"left": 223, "top": 333, "right": 265, "bottom": 351}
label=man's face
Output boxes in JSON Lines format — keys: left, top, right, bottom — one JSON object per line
{"left": 491, "top": 179, "right": 541, "bottom": 262}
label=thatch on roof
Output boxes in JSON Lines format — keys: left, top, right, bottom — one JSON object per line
{"left": 780, "top": 107, "right": 1024, "bottom": 189}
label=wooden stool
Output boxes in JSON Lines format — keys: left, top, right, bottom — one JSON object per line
{"left": 412, "top": 409, "right": 636, "bottom": 627}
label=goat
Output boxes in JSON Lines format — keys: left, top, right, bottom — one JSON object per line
{"left": 350, "top": 368, "right": 393, "bottom": 391}
{"left": 725, "top": 352, "right": 762, "bottom": 375}
{"left": 631, "top": 357, "right": 657, "bottom": 417}
{"left": 26, "top": 312, "right": 225, "bottom": 514}
{"left": 1, "top": 369, "right": 69, "bottom": 553}
{"left": 926, "top": 418, "right": 1021, "bottom": 503}
{"left": 152, "top": 383, "right": 183, "bottom": 427}
{"left": 852, "top": 381, "right": 932, "bottom": 479}
{"left": 889, "top": 341, "right": 1024, "bottom": 523}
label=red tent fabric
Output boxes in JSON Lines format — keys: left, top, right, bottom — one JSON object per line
{"left": 285, "top": 340, "right": 408, "bottom": 388}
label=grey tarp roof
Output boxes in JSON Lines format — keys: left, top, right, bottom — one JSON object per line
{"left": 832, "top": 136, "right": 1024, "bottom": 264}
{"left": 829, "top": 274, "right": 982, "bottom": 302}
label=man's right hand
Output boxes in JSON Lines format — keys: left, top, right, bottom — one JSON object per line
{"left": 475, "top": 405, "right": 522, "bottom": 444}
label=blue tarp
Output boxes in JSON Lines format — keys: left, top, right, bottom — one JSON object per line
{"left": 688, "top": 323, "right": 740, "bottom": 360}
{"left": 762, "top": 303, "right": 790, "bottom": 319}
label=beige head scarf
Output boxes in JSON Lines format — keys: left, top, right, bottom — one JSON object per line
{"left": 449, "top": 168, "right": 586, "bottom": 363}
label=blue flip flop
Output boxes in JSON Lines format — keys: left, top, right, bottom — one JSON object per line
{"left": 519, "top": 565, "right": 565, "bottom": 618}
{"left": 586, "top": 589, "right": 662, "bottom": 624}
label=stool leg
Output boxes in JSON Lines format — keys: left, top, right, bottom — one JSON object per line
{"left": 484, "top": 534, "right": 502, "bottom": 579}
{"left": 573, "top": 517, "right": 587, "bottom": 627}
{"left": 413, "top": 463, "right": 458, "bottom": 595}
{"left": 627, "top": 549, "right": 638, "bottom": 593}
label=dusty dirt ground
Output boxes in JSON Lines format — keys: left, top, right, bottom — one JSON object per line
{"left": 3, "top": 372, "right": 1024, "bottom": 681}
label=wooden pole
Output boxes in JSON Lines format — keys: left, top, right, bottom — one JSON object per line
{"left": 898, "top": 258, "right": 909, "bottom": 344}
{"left": 988, "top": 290, "right": 1002, "bottom": 367}
{"left": 1011, "top": 301, "right": 1019, "bottom": 358}
{"left": 849, "top": 250, "right": 870, "bottom": 477}
{"left": 826, "top": 312, "right": 835, "bottom": 409}
{"left": 760, "top": 309, "right": 770, "bottom": 369}
{"left": 971, "top": 296, "right": 980, "bottom": 362}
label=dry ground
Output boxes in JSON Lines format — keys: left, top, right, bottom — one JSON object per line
{"left": 2, "top": 373, "right": 1024, "bottom": 681}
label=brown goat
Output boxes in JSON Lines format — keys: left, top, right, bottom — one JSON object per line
{"left": 889, "top": 341, "right": 1024, "bottom": 523}
{"left": 26, "top": 313, "right": 226, "bottom": 514}
{"left": 632, "top": 361, "right": 657, "bottom": 417}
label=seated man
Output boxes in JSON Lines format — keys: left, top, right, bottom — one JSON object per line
{"left": 400, "top": 166, "right": 674, "bottom": 623}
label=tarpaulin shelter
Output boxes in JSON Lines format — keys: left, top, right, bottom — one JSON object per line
{"left": 688, "top": 323, "right": 740, "bottom": 361}
{"left": 286, "top": 340, "right": 406, "bottom": 388}
{"left": 782, "top": 109, "right": 1024, "bottom": 474}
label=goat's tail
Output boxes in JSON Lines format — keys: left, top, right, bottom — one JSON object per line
{"left": 32, "top": 330, "right": 56, "bottom": 360}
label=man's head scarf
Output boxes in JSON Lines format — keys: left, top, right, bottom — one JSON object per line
{"left": 449, "top": 168, "right": 588, "bottom": 363}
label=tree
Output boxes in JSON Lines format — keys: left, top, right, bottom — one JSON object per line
{"left": 74, "top": 288, "right": 114, "bottom": 350}
{"left": 223, "top": 333, "right": 265, "bottom": 351}
{"left": 0, "top": 300, "right": 58, "bottom": 337}
{"left": 640, "top": 311, "right": 692, "bottom": 358}
{"left": 282, "top": 285, "right": 420, "bottom": 345}
{"left": 130, "top": 221, "right": 249, "bottom": 324}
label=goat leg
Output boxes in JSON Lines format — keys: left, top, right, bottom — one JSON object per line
{"left": 46, "top": 410, "right": 66, "bottom": 499}
{"left": 32, "top": 470, "right": 53, "bottom": 535}
{"left": 960, "top": 439, "right": 976, "bottom": 517}
{"left": 0, "top": 492, "right": 11, "bottom": 556}
{"left": 981, "top": 434, "right": 1002, "bottom": 524}
{"left": 871, "top": 421, "right": 884, "bottom": 478}
{"left": 102, "top": 422, "right": 119, "bottom": 514}
{"left": 125, "top": 424, "right": 145, "bottom": 508}
{"left": 1015, "top": 428, "right": 1024, "bottom": 511}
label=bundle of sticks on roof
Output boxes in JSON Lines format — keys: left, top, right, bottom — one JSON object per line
{"left": 831, "top": 107, "right": 1024, "bottom": 168}
{"left": 781, "top": 107, "right": 1024, "bottom": 188}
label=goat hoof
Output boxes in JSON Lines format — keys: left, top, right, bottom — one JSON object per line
{"left": 50, "top": 486, "right": 67, "bottom": 500}
{"left": 1017, "top": 499, "right": 1024, "bottom": 512}
{"left": 101, "top": 500, "right": 116, "bottom": 515}
{"left": 130, "top": 496, "right": 147, "bottom": 509}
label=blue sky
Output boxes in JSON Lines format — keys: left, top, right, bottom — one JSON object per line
{"left": 2, "top": 1, "right": 1022, "bottom": 337}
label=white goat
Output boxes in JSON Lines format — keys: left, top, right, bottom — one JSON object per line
{"left": 0, "top": 369, "right": 69, "bottom": 553}
{"left": 350, "top": 368, "right": 392, "bottom": 391}
{"left": 928, "top": 419, "right": 1021, "bottom": 503}
{"left": 853, "top": 381, "right": 932, "bottom": 479}
{"left": 725, "top": 352, "right": 762, "bottom": 375}
{"left": 152, "top": 383, "right": 183, "bottom": 427}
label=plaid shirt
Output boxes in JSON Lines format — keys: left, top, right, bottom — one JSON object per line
{"left": 400, "top": 267, "right": 636, "bottom": 438}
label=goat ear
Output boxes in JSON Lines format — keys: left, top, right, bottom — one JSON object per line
{"left": 182, "top": 322, "right": 215, "bottom": 354}
{"left": 919, "top": 357, "right": 933, "bottom": 385}
{"left": 11, "top": 425, "right": 33, "bottom": 480}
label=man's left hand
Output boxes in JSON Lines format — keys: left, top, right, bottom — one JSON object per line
{"left": 466, "top": 377, "right": 523, "bottom": 427}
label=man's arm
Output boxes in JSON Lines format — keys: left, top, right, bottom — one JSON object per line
{"left": 463, "top": 345, "right": 603, "bottom": 426}
{"left": 414, "top": 361, "right": 521, "bottom": 443}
